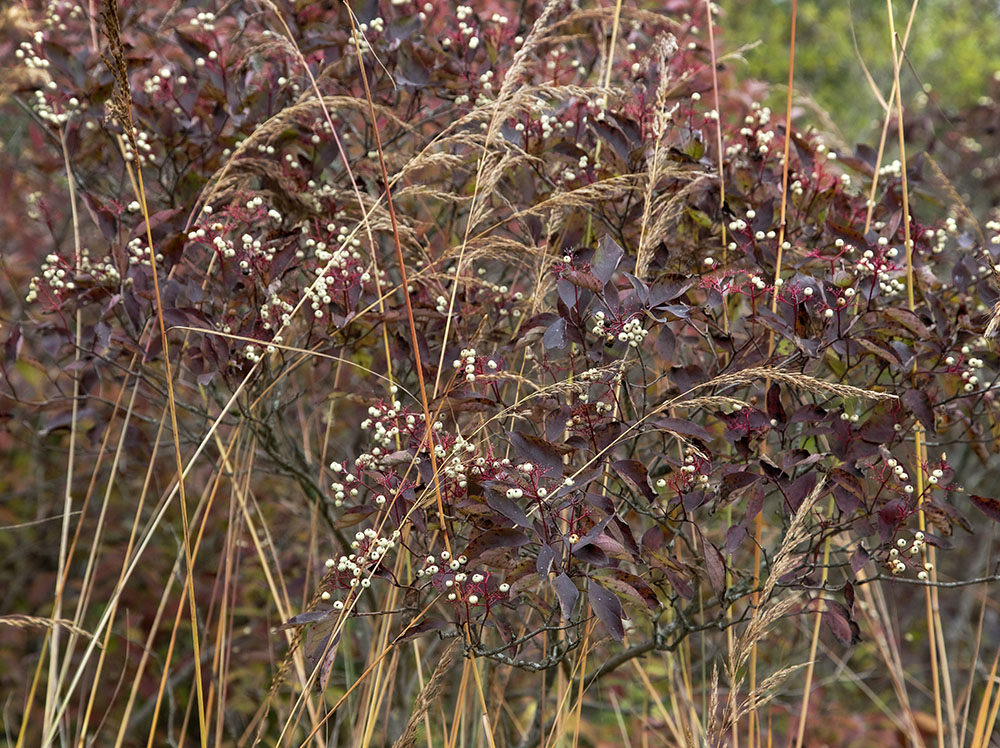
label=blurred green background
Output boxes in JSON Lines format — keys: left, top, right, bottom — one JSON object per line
{"left": 722, "top": 0, "right": 1000, "bottom": 146}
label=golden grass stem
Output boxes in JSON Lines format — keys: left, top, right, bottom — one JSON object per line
{"left": 753, "top": 1, "right": 798, "bottom": 744}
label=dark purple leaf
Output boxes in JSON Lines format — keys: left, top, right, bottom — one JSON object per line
{"left": 766, "top": 383, "right": 786, "bottom": 423}
{"left": 702, "top": 539, "right": 726, "bottom": 596}
{"left": 543, "top": 318, "right": 567, "bottom": 351}
{"left": 725, "top": 523, "right": 748, "bottom": 554}
{"left": 600, "top": 569, "right": 660, "bottom": 611}
{"left": 970, "top": 495, "right": 1000, "bottom": 522}
{"left": 592, "top": 235, "right": 624, "bottom": 284}
{"left": 612, "top": 459, "right": 655, "bottom": 501}
{"left": 902, "top": 389, "right": 936, "bottom": 433}
{"left": 4, "top": 324, "right": 22, "bottom": 367}
{"left": 81, "top": 192, "right": 118, "bottom": 243}
{"left": 653, "top": 416, "right": 711, "bottom": 443}
{"left": 572, "top": 543, "right": 610, "bottom": 566}
{"left": 720, "top": 471, "right": 760, "bottom": 505}
{"left": 786, "top": 472, "right": 818, "bottom": 512}
{"left": 588, "top": 578, "right": 624, "bottom": 642}
{"left": 878, "top": 499, "right": 907, "bottom": 543}
{"left": 563, "top": 269, "right": 603, "bottom": 292}
{"left": 485, "top": 488, "right": 532, "bottom": 528}
{"left": 822, "top": 601, "right": 861, "bottom": 646}
{"left": 463, "top": 529, "right": 530, "bottom": 561}
{"left": 509, "top": 431, "right": 568, "bottom": 475}
{"left": 850, "top": 546, "right": 870, "bottom": 575}
{"left": 662, "top": 567, "right": 694, "bottom": 599}
{"left": 536, "top": 543, "right": 556, "bottom": 577}
{"left": 831, "top": 468, "right": 864, "bottom": 514}
{"left": 552, "top": 572, "right": 579, "bottom": 619}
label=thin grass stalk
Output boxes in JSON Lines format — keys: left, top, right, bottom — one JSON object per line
{"left": 40, "top": 125, "right": 84, "bottom": 748}
{"left": 793, "top": 495, "right": 835, "bottom": 748}
{"left": 753, "top": 3, "right": 798, "bottom": 744}
{"left": 72, "top": 380, "right": 142, "bottom": 747}
{"left": 141, "top": 437, "right": 240, "bottom": 748}
{"left": 969, "top": 648, "right": 1000, "bottom": 748}
{"left": 292, "top": 596, "right": 439, "bottom": 748}
{"left": 358, "top": 553, "right": 408, "bottom": 748}
{"left": 862, "top": 2, "right": 919, "bottom": 234}
{"left": 570, "top": 619, "right": 595, "bottom": 748}
{"left": 958, "top": 530, "right": 994, "bottom": 747}
{"left": 704, "top": 0, "right": 728, "bottom": 329}
{"left": 93, "top": 3, "right": 209, "bottom": 739}
{"left": 885, "top": 3, "right": 944, "bottom": 746}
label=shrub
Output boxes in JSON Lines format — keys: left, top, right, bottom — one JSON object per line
{"left": 2, "top": 0, "right": 998, "bottom": 745}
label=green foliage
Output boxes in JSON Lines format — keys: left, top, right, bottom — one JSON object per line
{"left": 723, "top": 0, "right": 1000, "bottom": 143}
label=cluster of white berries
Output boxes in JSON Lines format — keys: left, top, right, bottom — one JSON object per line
{"left": 885, "top": 458, "right": 915, "bottom": 496}
{"left": 121, "top": 128, "right": 156, "bottom": 165}
{"left": 987, "top": 218, "right": 1000, "bottom": 246}
{"left": 725, "top": 103, "right": 774, "bottom": 159}
{"left": 591, "top": 310, "right": 609, "bottom": 336}
{"left": 259, "top": 290, "right": 294, "bottom": 332}
{"left": 418, "top": 551, "right": 465, "bottom": 578}
{"left": 15, "top": 34, "right": 82, "bottom": 127}
{"left": 590, "top": 312, "right": 647, "bottom": 347}
{"left": 320, "top": 528, "right": 401, "bottom": 604}
{"left": 680, "top": 449, "right": 709, "bottom": 485}
{"left": 887, "top": 531, "right": 933, "bottom": 579}
{"left": 30, "top": 89, "right": 82, "bottom": 126}
{"left": 301, "top": 226, "right": 371, "bottom": 319}
{"left": 42, "top": 0, "right": 85, "bottom": 30}
{"left": 193, "top": 50, "right": 220, "bottom": 68}
{"left": 142, "top": 67, "right": 175, "bottom": 95}
{"left": 25, "top": 249, "right": 123, "bottom": 303}
{"left": 419, "top": 551, "right": 510, "bottom": 605}
{"left": 539, "top": 111, "right": 577, "bottom": 139}
{"left": 947, "top": 348, "right": 985, "bottom": 392}
{"left": 359, "top": 401, "right": 407, "bottom": 448}
{"left": 448, "top": 5, "right": 479, "bottom": 49}
{"left": 127, "top": 236, "right": 163, "bottom": 267}
{"left": 858, "top": 246, "right": 907, "bottom": 297}
{"left": 878, "top": 160, "right": 903, "bottom": 178}
{"left": 328, "top": 460, "right": 360, "bottom": 506}
{"left": 190, "top": 11, "right": 217, "bottom": 30}
{"left": 15, "top": 35, "right": 49, "bottom": 72}
{"left": 242, "top": 344, "right": 266, "bottom": 363}
{"left": 451, "top": 348, "right": 482, "bottom": 383}
{"left": 617, "top": 317, "right": 648, "bottom": 347}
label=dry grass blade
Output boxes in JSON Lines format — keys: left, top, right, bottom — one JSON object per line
{"left": 392, "top": 641, "right": 460, "bottom": 748}
{"left": 719, "top": 480, "right": 826, "bottom": 739}
{"left": 636, "top": 33, "right": 680, "bottom": 279}
{"left": 696, "top": 366, "right": 898, "bottom": 402}
{"left": 0, "top": 615, "right": 101, "bottom": 644}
